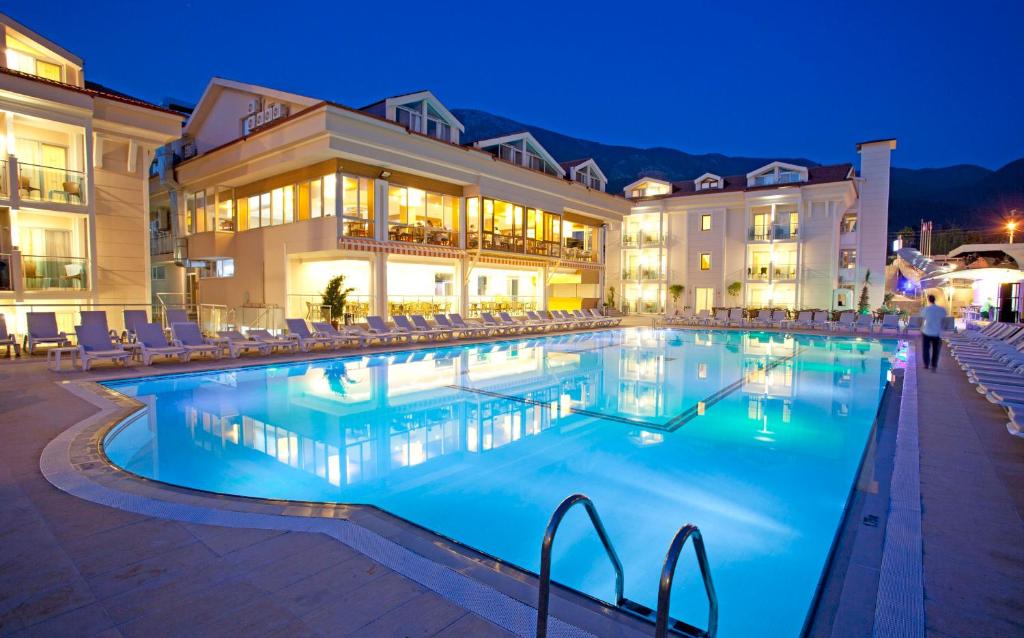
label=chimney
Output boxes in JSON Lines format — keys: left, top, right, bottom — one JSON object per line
{"left": 856, "top": 139, "right": 896, "bottom": 308}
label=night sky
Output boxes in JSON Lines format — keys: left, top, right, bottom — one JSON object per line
{"left": 6, "top": 0, "right": 1022, "bottom": 169}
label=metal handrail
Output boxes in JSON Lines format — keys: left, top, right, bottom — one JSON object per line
{"left": 536, "top": 494, "right": 624, "bottom": 638}
{"left": 655, "top": 524, "right": 718, "bottom": 638}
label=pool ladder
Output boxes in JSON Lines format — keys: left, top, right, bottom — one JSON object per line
{"left": 536, "top": 493, "right": 718, "bottom": 638}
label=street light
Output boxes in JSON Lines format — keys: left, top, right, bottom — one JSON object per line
{"left": 1009, "top": 220, "right": 1018, "bottom": 244}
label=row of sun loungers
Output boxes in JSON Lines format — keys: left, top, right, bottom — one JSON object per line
{"left": 664, "top": 309, "right": 921, "bottom": 334}
{"left": 948, "top": 321, "right": 1024, "bottom": 437}
{"left": 4, "top": 308, "right": 619, "bottom": 370}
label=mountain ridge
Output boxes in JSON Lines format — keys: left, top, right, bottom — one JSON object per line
{"left": 452, "top": 108, "right": 1023, "bottom": 234}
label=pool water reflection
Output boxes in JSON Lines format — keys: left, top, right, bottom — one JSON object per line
{"left": 103, "top": 328, "right": 897, "bottom": 637}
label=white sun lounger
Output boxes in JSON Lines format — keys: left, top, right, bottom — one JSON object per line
{"left": 171, "top": 322, "right": 223, "bottom": 360}
{"left": 76, "top": 323, "right": 131, "bottom": 370}
{"left": 135, "top": 322, "right": 190, "bottom": 365}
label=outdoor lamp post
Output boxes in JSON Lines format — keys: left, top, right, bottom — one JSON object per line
{"left": 1008, "top": 220, "right": 1018, "bottom": 244}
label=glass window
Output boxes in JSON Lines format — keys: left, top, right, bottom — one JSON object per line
{"left": 701, "top": 214, "right": 711, "bottom": 231}
{"left": 216, "top": 188, "right": 234, "bottom": 231}
{"left": 310, "top": 178, "right": 323, "bottom": 218}
{"left": 35, "top": 60, "right": 62, "bottom": 82}
{"left": 323, "top": 174, "right": 336, "bottom": 216}
{"left": 700, "top": 253, "right": 711, "bottom": 270}
{"left": 840, "top": 249, "right": 857, "bottom": 269}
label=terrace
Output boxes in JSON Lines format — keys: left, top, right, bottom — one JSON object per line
{"left": 1, "top": 312, "right": 1020, "bottom": 636}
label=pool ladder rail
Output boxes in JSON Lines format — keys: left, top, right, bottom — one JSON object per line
{"left": 536, "top": 493, "right": 718, "bottom": 638}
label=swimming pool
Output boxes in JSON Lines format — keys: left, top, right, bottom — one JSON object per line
{"left": 102, "top": 328, "right": 898, "bottom": 636}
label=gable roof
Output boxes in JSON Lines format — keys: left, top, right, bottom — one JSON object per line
{"left": 360, "top": 89, "right": 465, "bottom": 133}
{"left": 0, "top": 13, "right": 82, "bottom": 68}
{"left": 471, "top": 131, "right": 566, "bottom": 177}
{"left": 562, "top": 158, "right": 608, "bottom": 184}
{"left": 0, "top": 66, "right": 182, "bottom": 115}
{"left": 183, "top": 77, "right": 320, "bottom": 137}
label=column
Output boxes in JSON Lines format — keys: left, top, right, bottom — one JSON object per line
{"left": 373, "top": 252, "right": 388, "bottom": 317}
{"left": 374, "top": 178, "right": 389, "bottom": 241}
{"left": 335, "top": 170, "right": 344, "bottom": 241}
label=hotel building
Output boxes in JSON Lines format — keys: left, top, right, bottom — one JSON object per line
{"left": 612, "top": 141, "right": 894, "bottom": 315}
{"left": 0, "top": 14, "right": 182, "bottom": 332}
{"left": 149, "top": 79, "right": 628, "bottom": 327}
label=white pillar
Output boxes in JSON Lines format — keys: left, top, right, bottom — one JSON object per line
{"left": 373, "top": 252, "right": 388, "bottom": 317}
{"left": 374, "top": 178, "right": 389, "bottom": 241}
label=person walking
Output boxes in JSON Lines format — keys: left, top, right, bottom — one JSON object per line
{"left": 919, "top": 294, "right": 947, "bottom": 371}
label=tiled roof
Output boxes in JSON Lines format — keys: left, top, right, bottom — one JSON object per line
{"left": 0, "top": 66, "right": 182, "bottom": 115}
{"left": 655, "top": 163, "right": 854, "bottom": 199}
{"left": 559, "top": 158, "right": 591, "bottom": 170}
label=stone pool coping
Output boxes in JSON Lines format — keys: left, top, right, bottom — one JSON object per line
{"left": 37, "top": 329, "right": 925, "bottom": 638}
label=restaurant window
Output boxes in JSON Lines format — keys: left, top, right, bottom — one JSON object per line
{"left": 388, "top": 185, "right": 458, "bottom": 246}
{"left": 700, "top": 253, "right": 711, "bottom": 270}
{"left": 701, "top": 214, "right": 711, "bottom": 231}
{"left": 482, "top": 198, "right": 524, "bottom": 253}
{"left": 467, "top": 197, "right": 480, "bottom": 249}
{"left": 562, "top": 220, "right": 598, "bottom": 262}
{"left": 525, "top": 208, "right": 561, "bottom": 257}
{"left": 200, "top": 258, "right": 234, "bottom": 279}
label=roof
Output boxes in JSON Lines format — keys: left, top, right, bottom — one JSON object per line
{"left": 641, "top": 163, "right": 855, "bottom": 200}
{"left": 0, "top": 13, "right": 82, "bottom": 67}
{"left": 559, "top": 158, "right": 590, "bottom": 170}
{"left": 856, "top": 138, "right": 897, "bottom": 151}
{"left": 0, "top": 66, "right": 184, "bottom": 116}
{"left": 947, "top": 243, "right": 1024, "bottom": 263}
{"left": 359, "top": 89, "right": 432, "bottom": 111}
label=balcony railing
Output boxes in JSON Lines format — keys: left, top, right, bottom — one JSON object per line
{"left": 747, "top": 268, "right": 770, "bottom": 281}
{"left": 17, "top": 163, "right": 86, "bottom": 205}
{"left": 622, "top": 235, "right": 638, "bottom": 248}
{"left": 150, "top": 231, "right": 174, "bottom": 255}
{"left": 639, "top": 268, "right": 662, "bottom": 281}
{"left": 773, "top": 224, "right": 798, "bottom": 240}
{"left": 747, "top": 264, "right": 797, "bottom": 281}
{"left": 526, "top": 238, "right": 560, "bottom": 257}
{"left": 773, "top": 265, "right": 797, "bottom": 280}
{"left": 388, "top": 223, "right": 456, "bottom": 247}
{"left": 621, "top": 269, "right": 637, "bottom": 280}
{"left": 748, "top": 225, "right": 798, "bottom": 241}
{"left": 387, "top": 295, "right": 459, "bottom": 317}
{"left": 0, "top": 160, "right": 7, "bottom": 198}
{"left": 21, "top": 255, "right": 89, "bottom": 290}
{"left": 466, "top": 231, "right": 601, "bottom": 263}
{"left": 621, "top": 233, "right": 663, "bottom": 249}
{"left": 748, "top": 227, "right": 772, "bottom": 241}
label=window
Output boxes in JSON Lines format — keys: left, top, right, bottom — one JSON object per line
{"left": 425, "top": 117, "right": 451, "bottom": 142}
{"left": 4, "top": 46, "right": 64, "bottom": 82}
{"left": 700, "top": 253, "right": 711, "bottom": 270}
{"left": 701, "top": 214, "right": 712, "bottom": 231}
{"left": 695, "top": 287, "right": 714, "bottom": 313}
{"left": 699, "top": 177, "right": 719, "bottom": 190}
{"left": 498, "top": 143, "right": 523, "bottom": 165}
{"left": 200, "top": 258, "right": 234, "bottom": 279}
{"left": 388, "top": 185, "right": 458, "bottom": 245}
{"left": 841, "top": 214, "right": 857, "bottom": 233}
{"left": 396, "top": 105, "right": 422, "bottom": 132}
{"left": 840, "top": 249, "right": 857, "bottom": 269}
{"left": 151, "top": 266, "right": 167, "bottom": 281}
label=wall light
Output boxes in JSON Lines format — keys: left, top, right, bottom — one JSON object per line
{"left": 379, "top": 170, "right": 392, "bottom": 179}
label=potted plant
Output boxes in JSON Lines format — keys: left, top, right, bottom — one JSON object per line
{"left": 857, "top": 269, "right": 872, "bottom": 315}
{"left": 668, "top": 284, "right": 684, "bottom": 311}
{"left": 322, "top": 275, "right": 355, "bottom": 327}
{"left": 727, "top": 281, "right": 742, "bottom": 304}
{"left": 605, "top": 286, "right": 617, "bottom": 309}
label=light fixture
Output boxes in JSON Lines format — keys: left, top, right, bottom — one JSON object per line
{"left": 379, "top": 170, "right": 392, "bottom": 179}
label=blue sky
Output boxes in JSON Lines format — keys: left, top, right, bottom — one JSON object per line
{"left": 6, "top": 0, "right": 1022, "bottom": 169}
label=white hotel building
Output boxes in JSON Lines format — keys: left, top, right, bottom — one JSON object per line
{"left": 611, "top": 141, "right": 894, "bottom": 315}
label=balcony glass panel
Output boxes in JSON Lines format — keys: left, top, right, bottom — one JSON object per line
{"left": 17, "top": 163, "right": 85, "bottom": 205}
{"left": 22, "top": 255, "right": 88, "bottom": 290}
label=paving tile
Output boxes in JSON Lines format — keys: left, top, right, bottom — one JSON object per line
{"left": 242, "top": 536, "right": 358, "bottom": 593}
{"left": 10, "top": 601, "right": 114, "bottom": 637}
{"left": 300, "top": 571, "right": 424, "bottom": 636}
{"left": 116, "top": 578, "right": 268, "bottom": 638}
{"left": 10, "top": 578, "right": 95, "bottom": 631}
{"left": 354, "top": 591, "right": 466, "bottom": 638}
{"left": 63, "top": 520, "right": 198, "bottom": 579}
{"left": 432, "top": 613, "right": 517, "bottom": 637}
{"left": 84, "top": 539, "right": 220, "bottom": 600}
{"left": 275, "top": 554, "right": 389, "bottom": 617}
{"left": 182, "top": 523, "right": 286, "bottom": 556}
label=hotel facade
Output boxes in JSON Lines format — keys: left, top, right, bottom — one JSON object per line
{"left": 142, "top": 87, "right": 893, "bottom": 328}
{"left": 149, "top": 79, "right": 629, "bottom": 328}
{"left": 611, "top": 141, "right": 894, "bottom": 316}
{"left": 0, "top": 14, "right": 182, "bottom": 333}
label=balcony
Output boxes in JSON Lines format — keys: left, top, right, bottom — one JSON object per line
{"left": 748, "top": 226, "right": 772, "bottom": 241}
{"left": 773, "top": 224, "right": 798, "bottom": 240}
{"left": 639, "top": 268, "right": 662, "bottom": 281}
{"left": 17, "top": 163, "right": 86, "bottom": 206}
{"left": 747, "top": 267, "right": 770, "bottom": 281}
{"left": 525, "top": 238, "right": 560, "bottom": 257}
{"left": 622, "top": 234, "right": 638, "bottom": 248}
{"left": 621, "top": 269, "right": 637, "bottom": 280}
{"left": 748, "top": 225, "right": 798, "bottom": 241}
{"left": 773, "top": 265, "right": 797, "bottom": 280}
{"left": 22, "top": 254, "right": 89, "bottom": 291}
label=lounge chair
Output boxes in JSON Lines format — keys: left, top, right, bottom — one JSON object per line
{"left": 590, "top": 308, "right": 621, "bottom": 326}
{"left": 434, "top": 314, "right": 485, "bottom": 338}
{"left": 501, "top": 311, "right": 545, "bottom": 332}
{"left": 76, "top": 323, "right": 131, "bottom": 371}
{"left": 710, "top": 309, "right": 729, "bottom": 326}
{"left": 853, "top": 314, "right": 875, "bottom": 333}
{"left": 364, "top": 316, "right": 413, "bottom": 343}
{"left": 727, "top": 308, "right": 745, "bottom": 327}
{"left": 26, "top": 312, "right": 71, "bottom": 354}
{"left": 217, "top": 330, "right": 273, "bottom": 357}
{"left": 478, "top": 311, "right": 514, "bottom": 334}
{"left": 165, "top": 308, "right": 188, "bottom": 326}
{"left": 811, "top": 311, "right": 830, "bottom": 331}
{"left": 749, "top": 309, "right": 772, "bottom": 327}
{"left": 770, "top": 310, "right": 788, "bottom": 327}
{"left": 525, "top": 311, "right": 560, "bottom": 330}
{"left": 311, "top": 321, "right": 367, "bottom": 347}
{"left": 572, "top": 310, "right": 602, "bottom": 327}
{"left": 832, "top": 312, "right": 856, "bottom": 332}
{"left": 693, "top": 309, "right": 711, "bottom": 326}
{"left": 877, "top": 314, "right": 901, "bottom": 335}
{"left": 0, "top": 314, "right": 21, "bottom": 358}
{"left": 789, "top": 311, "right": 813, "bottom": 329}
{"left": 247, "top": 329, "right": 301, "bottom": 353}
{"left": 171, "top": 322, "right": 223, "bottom": 359}
{"left": 903, "top": 316, "right": 923, "bottom": 335}
{"left": 411, "top": 315, "right": 455, "bottom": 340}
{"left": 285, "top": 318, "right": 336, "bottom": 351}
{"left": 394, "top": 315, "right": 448, "bottom": 341}
{"left": 123, "top": 309, "right": 149, "bottom": 342}
{"left": 449, "top": 313, "right": 498, "bottom": 337}
{"left": 135, "top": 322, "right": 190, "bottom": 365}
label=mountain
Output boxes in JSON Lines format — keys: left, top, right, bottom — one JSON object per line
{"left": 452, "top": 108, "right": 1024, "bottom": 233}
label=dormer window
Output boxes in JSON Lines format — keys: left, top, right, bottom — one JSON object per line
{"left": 4, "top": 33, "right": 65, "bottom": 82}
{"left": 624, "top": 178, "right": 671, "bottom": 199}
{"left": 378, "top": 92, "right": 464, "bottom": 143}
{"left": 424, "top": 104, "right": 452, "bottom": 142}
{"left": 569, "top": 162, "right": 606, "bottom": 191}
{"left": 747, "top": 162, "right": 809, "bottom": 187}
{"left": 472, "top": 132, "right": 566, "bottom": 178}
{"left": 499, "top": 143, "right": 523, "bottom": 165}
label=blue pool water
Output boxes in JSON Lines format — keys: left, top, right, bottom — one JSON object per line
{"left": 103, "top": 328, "right": 897, "bottom": 636}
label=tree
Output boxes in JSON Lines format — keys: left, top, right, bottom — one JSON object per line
{"left": 857, "top": 269, "right": 872, "bottom": 314}
{"left": 727, "top": 281, "right": 741, "bottom": 301}
{"left": 322, "top": 275, "right": 355, "bottom": 323}
{"left": 668, "top": 284, "right": 684, "bottom": 308}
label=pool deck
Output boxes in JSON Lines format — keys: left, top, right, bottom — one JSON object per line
{"left": 1, "top": 326, "right": 1022, "bottom": 636}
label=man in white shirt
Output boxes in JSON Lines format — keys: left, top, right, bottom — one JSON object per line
{"left": 919, "top": 294, "right": 947, "bottom": 370}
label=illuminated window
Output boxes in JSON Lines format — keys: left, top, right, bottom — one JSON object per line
{"left": 701, "top": 214, "right": 711, "bottom": 231}
{"left": 697, "top": 362, "right": 708, "bottom": 379}
{"left": 700, "top": 253, "right": 711, "bottom": 270}
{"left": 840, "top": 249, "right": 857, "bottom": 269}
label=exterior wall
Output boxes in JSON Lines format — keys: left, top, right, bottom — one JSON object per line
{"left": 857, "top": 141, "right": 894, "bottom": 308}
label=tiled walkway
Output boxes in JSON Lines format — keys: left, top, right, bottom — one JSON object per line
{"left": 917, "top": 356, "right": 1024, "bottom": 637}
{"left": 0, "top": 359, "right": 514, "bottom": 637}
